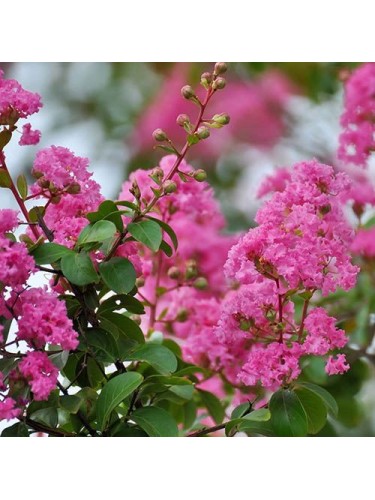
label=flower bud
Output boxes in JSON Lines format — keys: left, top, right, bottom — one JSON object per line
{"left": 130, "top": 179, "right": 141, "bottom": 199}
{"left": 150, "top": 167, "right": 164, "bottom": 185}
{"left": 197, "top": 126, "right": 210, "bottom": 140}
{"left": 213, "top": 113, "right": 230, "bottom": 125}
{"left": 214, "top": 62, "right": 228, "bottom": 75}
{"left": 66, "top": 182, "right": 81, "bottom": 195}
{"left": 185, "top": 259, "right": 198, "bottom": 279}
{"left": 212, "top": 77, "right": 226, "bottom": 90}
{"left": 193, "top": 277, "right": 208, "bottom": 290}
{"left": 135, "top": 276, "right": 145, "bottom": 288}
{"left": 176, "top": 308, "right": 189, "bottom": 322}
{"left": 152, "top": 128, "right": 168, "bottom": 142}
{"left": 200, "top": 72, "right": 213, "bottom": 87}
{"left": 193, "top": 169, "right": 207, "bottom": 182}
{"left": 167, "top": 266, "right": 180, "bottom": 279}
{"left": 176, "top": 114, "right": 190, "bottom": 127}
{"left": 163, "top": 180, "right": 177, "bottom": 194}
{"left": 181, "top": 85, "right": 196, "bottom": 100}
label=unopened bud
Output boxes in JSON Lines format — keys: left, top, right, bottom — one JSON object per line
{"left": 239, "top": 319, "right": 252, "bottom": 331}
{"left": 214, "top": 62, "right": 228, "bottom": 75}
{"left": 167, "top": 266, "right": 180, "bottom": 279}
{"left": 152, "top": 128, "right": 168, "bottom": 142}
{"left": 130, "top": 179, "right": 141, "bottom": 199}
{"left": 50, "top": 195, "right": 62, "bottom": 204}
{"left": 197, "top": 126, "right": 210, "bottom": 140}
{"left": 32, "top": 170, "right": 44, "bottom": 180}
{"left": 193, "top": 169, "right": 207, "bottom": 182}
{"left": 212, "top": 77, "right": 226, "bottom": 90}
{"left": 150, "top": 167, "right": 164, "bottom": 184}
{"left": 213, "top": 113, "right": 230, "bottom": 125}
{"left": 135, "top": 276, "right": 145, "bottom": 288}
{"left": 185, "top": 259, "right": 198, "bottom": 279}
{"left": 200, "top": 72, "right": 213, "bottom": 87}
{"left": 181, "top": 85, "right": 196, "bottom": 100}
{"left": 176, "top": 114, "right": 190, "bottom": 127}
{"left": 38, "top": 178, "right": 50, "bottom": 189}
{"left": 163, "top": 180, "right": 177, "bottom": 194}
{"left": 66, "top": 182, "right": 81, "bottom": 195}
{"left": 176, "top": 308, "right": 189, "bottom": 322}
{"left": 193, "top": 277, "right": 208, "bottom": 290}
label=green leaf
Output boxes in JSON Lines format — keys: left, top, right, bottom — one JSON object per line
{"left": 296, "top": 382, "right": 338, "bottom": 418}
{"left": 198, "top": 389, "right": 225, "bottom": 425}
{"left": 131, "top": 406, "right": 179, "bottom": 437}
{"left": 269, "top": 389, "right": 308, "bottom": 437}
{"left": 0, "top": 129, "right": 12, "bottom": 150}
{"left": 0, "top": 169, "right": 12, "bottom": 188}
{"left": 169, "top": 384, "right": 194, "bottom": 400}
{"left": 242, "top": 408, "right": 271, "bottom": 422}
{"left": 31, "top": 242, "right": 73, "bottom": 265}
{"left": 111, "top": 424, "right": 148, "bottom": 437}
{"left": 1, "top": 422, "right": 29, "bottom": 437}
{"left": 84, "top": 327, "right": 119, "bottom": 363}
{"left": 126, "top": 343, "right": 177, "bottom": 375}
{"left": 231, "top": 402, "right": 252, "bottom": 420}
{"left": 98, "top": 257, "right": 136, "bottom": 294}
{"left": 87, "top": 200, "right": 124, "bottom": 232}
{"left": 59, "top": 395, "right": 82, "bottom": 414}
{"left": 49, "top": 350, "right": 69, "bottom": 370}
{"left": 114, "top": 200, "right": 139, "bottom": 211}
{"left": 30, "top": 407, "right": 58, "bottom": 428}
{"left": 77, "top": 220, "right": 117, "bottom": 245}
{"left": 294, "top": 387, "right": 327, "bottom": 434}
{"left": 160, "top": 240, "right": 173, "bottom": 257}
{"left": 145, "top": 217, "right": 178, "bottom": 250}
{"left": 28, "top": 206, "right": 45, "bottom": 223}
{"left": 98, "top": 311, "right": 145, "bottom": 345}
{"left": 238, "top": 420, "right": 274, "bottom": 436}
{"left": 97, "top": 372, "right": 143, "bottom": 431}
{"left": 127, "top": 220, "right": 162, "bottom": 252}
{"left": 98, "top": 294, "right": 145, "bottom": 315}
{"left": 16, "top": 174, "right": 28, "bottom": 200}
{"left": 61, "top": 252, "right": 99, "bottom": 286}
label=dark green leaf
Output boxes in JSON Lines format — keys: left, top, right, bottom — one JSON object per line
{"left": 98, "top": 294, "right": 145, "bottom": 315}
{"left": 160, "top": 240, "right": 173, "bottom": 257}
{"left": 127, "top": 220, "right": 162, "bottom": 251}
{"left": 131, "top": 406, "right": 179, "bottom": 437}
{"left": 31, "top": 242, "right": 73, "bottom": 265}
{"left": 1, "top": 422, "right": 29, "bottom": 437}
{"left": 296, "top": 382, "right": 338, "bottom": 418}
{"left": 238, "top": 420, "right": 274, "bottom": 436}
{"left": 231, "top": 402, "right": 252, "bottom": 420}
{"left": 126, "top": 343, "right": 177, "bottom": 375}
{"left": 28, "top": 206, "right": 45, "bottom": 223}
{"left": 145, "top": 216, "right": 178, "bottom": 250}
{"left": 77, "top": 220, "right": 117, "bottom": 245}
{"left": 111, "top": 424, "right": 148, "bottom": 437}
{"left": 85, "top": 327, "right": 119, "bottom": 363}
{"left": 294, "top": 387, "right": 327, "bottom": 434}
{"left": 114, "top": 200, "right": 139, "bottom": 211}
{"left": 198, "top": 389, "right": 225, "bottom": 425}
{"left": 169, "top": 384, "right": 194, "bottom": 400}
{"left": 16, "top": 174, "right": 28, "bottom": 200}
{"left": 61, "top": 252, "right": 99, "bottom": 286}
{"left": 97, "top": 372, "right": 143, "bottom": 431}
{"left": 98, "top": 311, "right": 145, "bottom": 344}
{"left": 98, "top": 257, "right": 136, "bottom": 294}
{"left": 0, "top": 129, "right": 12, "bottom": 151}
{"left": 59, "top": 395, "right": 82, "bottom": 414}
{"left": 87, "top": 200, "right": 124, "bottom": 232}
{"left": 269, "top": 389, "right": 308, "bottom": 437}
{"left": 30, "top": 408, "right": 58, "bottom": 428}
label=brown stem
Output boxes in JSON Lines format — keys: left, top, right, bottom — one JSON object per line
{"left": 188, "top": 422, "right": 226, "bottom": 437}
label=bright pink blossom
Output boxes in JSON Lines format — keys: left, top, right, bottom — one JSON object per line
{"left": 0, "top": 236, "right": 35, "bottom": 288}
{"left": 351, "top": 227, "right": 375, "bottom": 257}
{"left": 338, "top": 63, "right": 375, "bottom": 167}
{"left": 18, "top": 351, "right": 58, "bottom": 401}
{"left": 304, "top": 308, "right": 347, "bottom": 355}
{"left": 0, "top": 397, "right": 21, "bottom": 420}
{"left": 325, "top": 354, "right": 350, "bottom": 375}
{"left": 0, "top": 209, "right": 18, "bottom": 234}
{"left": 0, "top": 69, "right": 42, "bottom": 122}
{"left": 19, "top": 123, "right": 41, "bottom": 146}
{"left": 15, "top": 287, "right": 78, "bottom": 350}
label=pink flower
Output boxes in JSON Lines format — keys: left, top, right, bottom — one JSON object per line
{"left": 0, "top": 68, "right": 42, "bottom": 123}
{"left": 338, "top": 63, "right": 375, "bottom": 167}
{"left": 351, "top": 227, "right": 375, "bottom": 257}
{"left": 0, "top": 236, "right": 35, "bottom": 288}
{"left": 325, "top": 354, "right": 350, "bottom": 375}
{"left": 304, "top": 308, "right": 347, "bottom": 355}
{"left": 19, "top": 123, "right": 41, "bottom": 146}
{"left": 0, "top": 209, "right": 18, "bottom": 234}
{"left": 0, "top": 397, "right": 21, "bottom": 421}
{"left": 18, "top": 351, "right": 58, "bottom": 401}
{"left": 15, "top": 287, "right": 78, "bottom": 350}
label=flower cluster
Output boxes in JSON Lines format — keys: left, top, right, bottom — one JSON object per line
{"left": 338, "top": 63, "right": 375, "bottom": 167}
{"left": 216, "top": 160, "right": 358, "bottom": 391}
{"left": 30, "top": 146, "right": 103, "bottom": 247}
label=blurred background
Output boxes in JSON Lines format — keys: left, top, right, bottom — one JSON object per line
{"left": 3, "top": 61, "right": 375, "bottom": 436}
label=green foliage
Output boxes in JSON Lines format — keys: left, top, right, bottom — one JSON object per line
{"left": 98, "top": 257, "right": 136, "bottom": 294}
{"left": 131, "top": 406, "right": 179, "bottom": 437}
{"left": 61, "top": 251, "right": 99, "bottom": 286}
{"left": 269, "top": 389, "right": 308, "bottom": 437}
{"left": 96, "top": 372, "right": 143, "bottom": 431}
{"left": 31, "top": 242, "right": 74, "bottom": 264}
{"left": 127, "top": 219, "right": 162, "bottom": 251}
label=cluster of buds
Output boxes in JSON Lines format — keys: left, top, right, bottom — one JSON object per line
{"left": 32, "top": 170, "right": 81, "bottom": 205}
{"left": 167, "top": 259, "right": 208, "bottom": 290}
